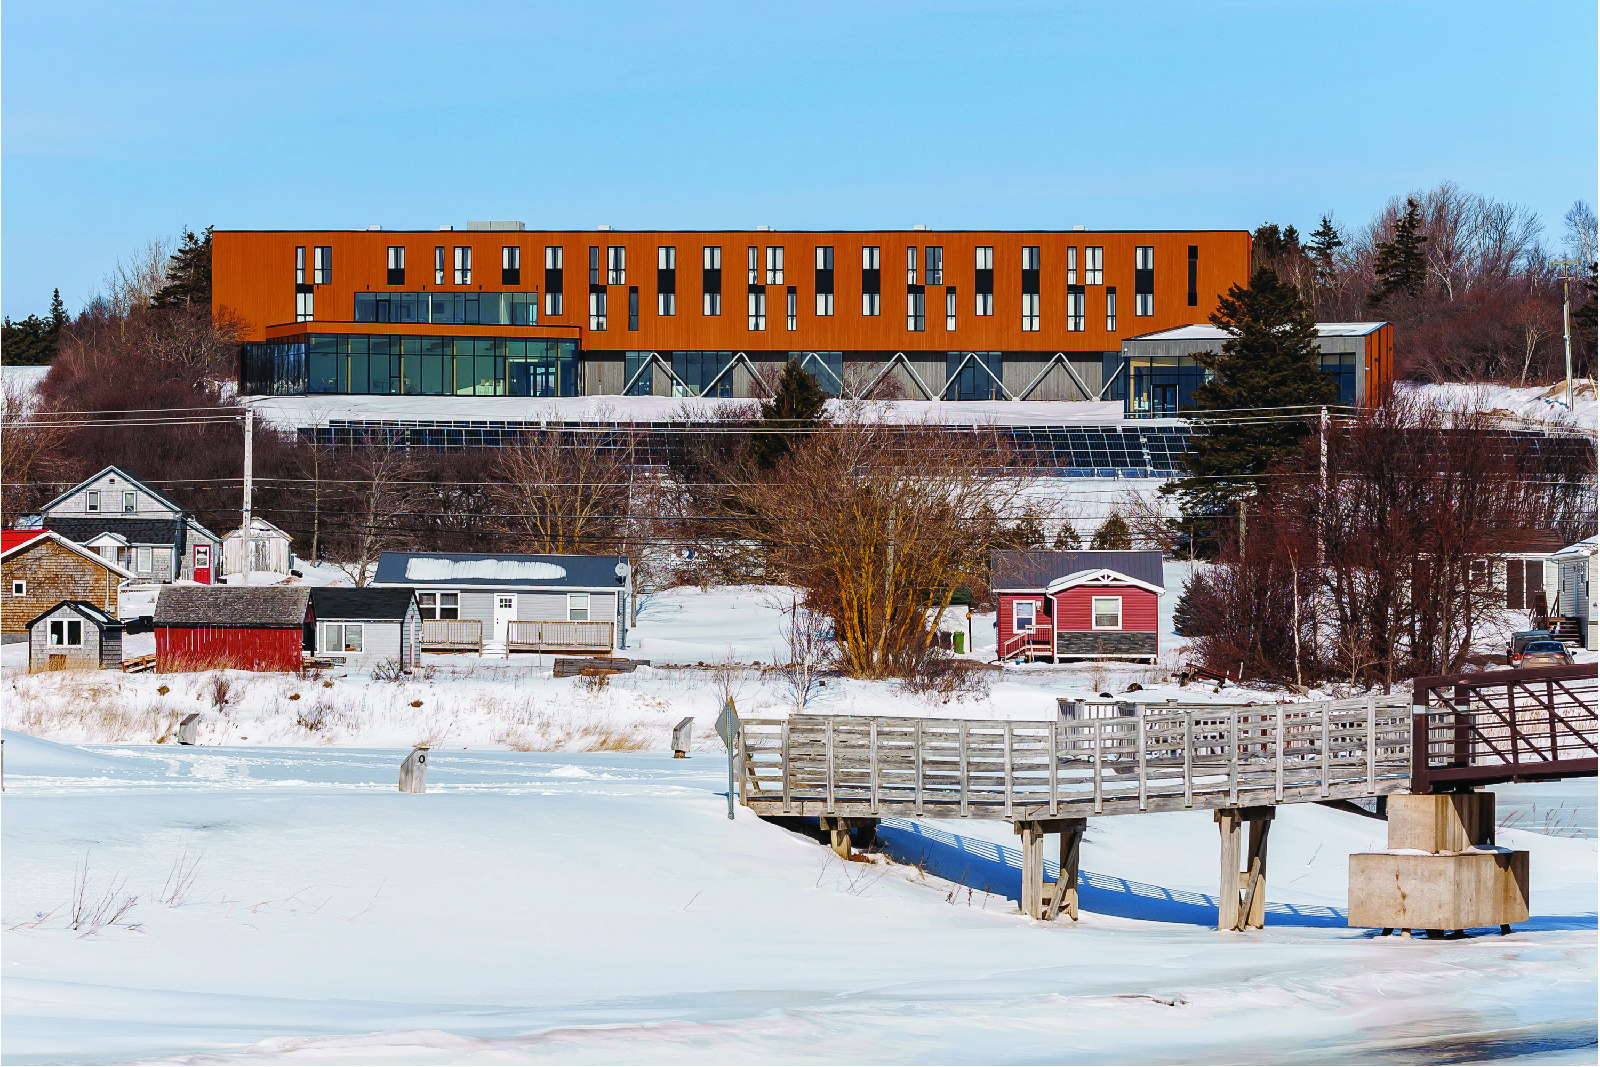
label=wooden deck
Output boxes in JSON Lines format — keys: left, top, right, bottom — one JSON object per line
{"left": 507, "top": 620, "right": 614, "bottom": 654}
{"left": 739, "top": 696, "right": 1417, "bottom": 820}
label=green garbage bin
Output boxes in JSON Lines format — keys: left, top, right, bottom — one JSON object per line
{"left": 952, "top": 632, "right": 965, "bottom": 654}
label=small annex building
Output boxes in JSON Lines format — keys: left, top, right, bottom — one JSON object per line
{"left": 373, "top": 551, "right": 631, "bottom": 655}
{"left": 28, "top": 600, "right": 125, "bottom": 671}
{"left": 991, "top": 549, "right": 1166, "bottom": 663}
{"left": 1551, "top": 535, "right": 1598, "bottom": 649}
{"left": 3, "top": 529, "right": 135, "bottom": 636}
{"left": 154, "top": 586, "right": 311, "bottom": 672}
{"left": 309, "top": 588, "right": 421, "bottom": 669}
{"left": 222, "top": 518, "right": 295, "bottom": 579}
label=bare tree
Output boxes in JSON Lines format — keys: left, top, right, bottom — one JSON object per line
{"left": 491, "top": 425, "right": 635, "bottom": 554}
{"left": 324, "top": 438, "right": 420, "bottom": 586}
{"left": 0, "top": 380, "right": 69, "bottom": 526}
{"left": 776, "top": 596, "right": 834, "bottom": 712}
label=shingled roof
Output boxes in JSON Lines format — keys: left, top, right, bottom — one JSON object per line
{"left": 990, "top": 549, "right": 1166, "bottom": 591}
{"left": 310, "top": 587, "right": 416, "bottom": 620}
{"left": 155, "top": 586, "right": 310, "bottom": 628}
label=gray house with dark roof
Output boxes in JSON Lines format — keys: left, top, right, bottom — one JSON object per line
{"left": 33, "top": 466, "right": 222, "bottom": 584}
{"left": 310, "top": 588, "right": 421, "bottom": 668}
{"left": 373, "top": 551, "right": 631, "bottom": 656}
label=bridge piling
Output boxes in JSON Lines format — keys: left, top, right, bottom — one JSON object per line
{"left": 1015, "top": 818, "right": 1088, "bottom": 921}
{"left": 1216, "top": 806, "right": 1274, "bottom": 931}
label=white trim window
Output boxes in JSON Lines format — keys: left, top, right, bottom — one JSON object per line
{"left": 11, "top": 580, "right": 26, "bottom": 596}
{"left": 766, "top": 245, "right": 784, "bottom": 284}
{"left": 416, "top": 592, "right": 459, "bottom": 620}
{"left": 454, "top": 246, "right": 472, "bottom": 285}
{"left": 323, "top": 622, "right": 364, "bottom": 653}
{"left": 48, "top": 618, "right": 84, "bottom": 647}
{"left": 1085, "top": 246, "right": 1103, "bottom": 285}
{"left": 86, "top": 490, "right": 101, "bottom": 512}
{"left": 123, "top": 491, "right": 137, "bottom": 514}
{"left": 568, "top": 592, "right": 591, "bottom": 622}
{"left": 136, "top": 546, "right": 153, "bottom": 574}
{"left": 1065, "top": 246, "right": 1077, "bottom": 285}
{"left": 1013, "top": 599, "right": 1037, "bottom": 631}
{"left": 1091, "top": 596, "right": 1123, "bottom": 630}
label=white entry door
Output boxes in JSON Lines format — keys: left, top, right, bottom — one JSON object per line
{"left": 493, "top": 594, "right": 517, "bottom": 644}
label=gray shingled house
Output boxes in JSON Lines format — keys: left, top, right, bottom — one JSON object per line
{"left": 28, "top": 600, "right": 125, "bottom": 671}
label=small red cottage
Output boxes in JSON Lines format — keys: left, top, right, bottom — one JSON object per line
{"left": 990, "top": 550, "right": 1166, "bottom": 664}
{"left": 154, "top": 586, "right": 311, "bottom": 672}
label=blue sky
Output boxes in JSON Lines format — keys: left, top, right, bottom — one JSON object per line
{"left": 3, "top": 0, "right": 1595, "bottom": 318}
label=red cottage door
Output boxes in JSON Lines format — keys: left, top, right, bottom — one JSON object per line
{"left": 193, "top": 544, "right": 212, "bottom": 585}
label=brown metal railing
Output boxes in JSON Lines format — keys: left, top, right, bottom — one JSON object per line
{"left": 506, "top": 620, "right": 613, "bottom": 652}
{"left": 1411, "top": 664, "right": 1598, "bottom": 792}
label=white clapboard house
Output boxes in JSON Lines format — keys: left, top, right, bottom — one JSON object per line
{"left": 372, "top": 551, "right": 631, "bottom": 656}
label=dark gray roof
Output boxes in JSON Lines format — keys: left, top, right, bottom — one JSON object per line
{"left": 311, "top": 588, "right": 417, "bottom": 620}
{"left": 155, "top": 586, "right": 310, "bottom": 628}
{"left": 46, "top": 517, "right": 189, "bottom": 547}
{"left": 990, "top": 550, "right": 1166, "bottom": 591}
{"left": 373, "top": 551, "right": 628, "bottom": 588}
{"left": 26, "top": 600, "right": 124, "bottom": 630}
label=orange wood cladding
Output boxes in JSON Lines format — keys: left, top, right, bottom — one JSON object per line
{"left": 214, "top": 229, "right": 1252, "bottom": 351}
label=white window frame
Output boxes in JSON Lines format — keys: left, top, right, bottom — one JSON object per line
{"left": 1085, "top": 246, "right": 1103, "bottom": 285}
{"left": 48, "top": 618, "right": 84, "bottom": 647}
{"left": 323, "top": 621, "right": 364, "bottom": 654}
{"left": 568, "top": 592, "right": 591, "bottom": 622}
{"left": 1066, "top": 290, "right": 1085, "bottom": 332}
{"left": 1013, "top": 599, "right": 1037, "bottom": 631}
{"left": 137, "top": 546, "right": 153, "bottom": 573}
{"left": 608, "top": 246, "right": 625, "bottom": 285}
{"left": 454, "top": 246, "right": 472, "bottom": 285}
{"left": 1091, "top": 596, "right": 1123, "bottom": 630}
{"left": 766, "top": 246, "right": 784, "bottom": 284}
{"left": 1021, "top": 292, "right": 1040, "bottom": 332}
{"left": 12, "top": 580, "right": 26, "bottom": 596}
{"left": 906, "top": 246, "right": 918, "bottom": 285}
{"left": 86, "top": 491, "right": 100, "bottom": 512}
{"left": 748, "top": 289, "right": 766, "bottom": 331}
{"left": 123, "top": 491, "right": 136, "bottom": 514}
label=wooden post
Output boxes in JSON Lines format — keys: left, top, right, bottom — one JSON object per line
{"left": 399, "top": 747, "right": 428, "bottom": 793}
{"left": 1241, "top": 817, "right": 1272, "bottom": 929}
{"left": 1366, "top": 695, "right": 1377, "bottom": 791}
{"left": 1017, "top": 822, "right": 1044, "bottom": 918}
{"left": 178, "top": 713, "right": 200, "bottom": 746}
{"left": 1092, "top": 718, "right": 1103, "bottom": 814}
{"left": 1228, "top": 710, "right": 1239, "bottom": 805}
{"left": 781, "top": 718, "right": 791, "bottom": 813}
{"left": 825, "top": 717, "right": 836, "bottom": 813}
{"left": 1320, "top": 703, "right": 1331, "bottom": 797}
{"left": 913, "top": 719, "right": 924, "bottom": 816}
{"left": 1136, "top": 708, "right": 1148, "bottom": 812}
{"left": 1048, "top": 720, "right": 1059, "bottom": 816}
{"left": 820, "top": 816, "right": 852, "bottom": 859}
{"left": 869, "top": 719, "right": 880, "bottom": 815}
{"left": 1046, "top": 818, "right": 1087, "bottom": 922}
{"left": 959, "top": 720, "right": 969, "bottom": 817}
{"left": 1216, "top": 808, "right": 1242, "bottom": 931}
{"left": 1004, "top": 722, "right": 1014, "bottom": 820}
{"left": 1183, "top": 713, "right": 1193, "bottom": 808}
{"left": 1274, "top": 706, "right": 1285, "bottom": 802}
{"left": 671, "top": 716, "right": 694, "bottom": 758}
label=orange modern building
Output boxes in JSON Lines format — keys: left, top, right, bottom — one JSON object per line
{"left": 221, "top": 224, "right": 1253, "bottom": 407}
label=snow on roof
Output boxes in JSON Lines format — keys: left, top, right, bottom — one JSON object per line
{"left": 1553, "top": 535, "right": 1599, "bottom": 557}
{"left": 1126, "top": 322, "right": 1387, "bottom": 342}
{"left": 404, "top": 557, "right": 568, "bottom": 582}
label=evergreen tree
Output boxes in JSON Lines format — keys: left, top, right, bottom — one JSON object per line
{"left": 1090, "top": 513, "right": 1133, "bottom": 550}
{"left": 0, "top": 314, "right": 55, "bottom": 364}
{"left": 1252, "top": 223, "right": 1300, "bottom": 272}
{"left": 49, "top": 288, "right": 67, "bottom": 333}
{"left": 1052, "top": 522, "right": 1082, "bottom": 550}
{"left": 1167, "top": 266, "right": 1336, "bottom": 524}
{"left": 1306, "top": 215, "right": 1343, "bottom": 288}
{"left": 1368, "top": 198, "right": 1427, "bottom": 305}
{"left": 751, "top": 359, "right": 829, "bottom": 469}
{"left": 152, "top": 227, "right": 214, "bottom": 308}
{"left": 1006, "top": 506, "right": 1046, "bottom": 548}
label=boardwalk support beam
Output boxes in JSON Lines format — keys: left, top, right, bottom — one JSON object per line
{"left": 818, "top": 816, "right": 878, "bottom": 859}
{"left": 1015, "top": 817, "right": 1087, "bottom": 921}
{"left": 1216, "top": 805, "right": 1274, "bottom": 931}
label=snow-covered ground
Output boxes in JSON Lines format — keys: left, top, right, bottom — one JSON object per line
{"left": 1, "top": 733, "right": 1593, "bottom": 1065}
{"left": 1402, "top": 380, "right": 1598, "bottom": 431}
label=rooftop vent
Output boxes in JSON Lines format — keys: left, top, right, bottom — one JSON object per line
{"left": 1072, "top": 225, "right": 1086, "bottom": 231}
{"left": 466, "top": 221, "right": 525, "bottom": 231}
{"left": 913, "top": 224, "right": 929, "bottom": 231}
{"left": 368, "top": 225, "right": 382, "bottom": 231}
{"left": 597, "top": 224, "right": 612, "bottom": 231}
{"left": 756, "top": 225, "right": 772, "bottom": 231}
{"left": 439, "top": 225, "right": 453, "bottom": 231}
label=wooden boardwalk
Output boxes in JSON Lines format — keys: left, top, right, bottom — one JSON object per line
{"left": 739, "top": 696, "right": 1417, "bottom": 820}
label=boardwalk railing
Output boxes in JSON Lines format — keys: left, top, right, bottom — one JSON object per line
{"left": 507, "top": 620, "right": 614, "bottom": 653}
{"left": 740, "top": 696, "right": 1415, "bottom": 819}
{"left": 420, "top": 619, "right": 483, "bottom": 651}
{"left": 1411, "top": 664, "right": 1599, "bottom": 792}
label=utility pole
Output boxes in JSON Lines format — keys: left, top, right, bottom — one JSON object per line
{"left": 1319, "top": 406, "right": 1329, "bottom": 494}
{"left": 242, "top": 406, "right": 254, "bottom": 544}
{"left": 1553, "top": 259, "right": 1581, "bottom": 410}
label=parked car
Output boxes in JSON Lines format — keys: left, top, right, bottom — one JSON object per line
{"left": 1512, "top": 640, "right": 1573, "bottom": 669}
{"left": 1507, "top": 629, "right": 1552, "bottom": 662}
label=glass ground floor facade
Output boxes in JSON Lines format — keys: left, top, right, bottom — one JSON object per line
{"left": 1120, "top": 351, "right": 1359, "bottom": 416}
{"left": 241, "top": 334, "right": 580, "bottom": 397}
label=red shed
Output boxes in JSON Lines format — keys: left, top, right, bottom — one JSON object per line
{"left": 991, "top": 550, "right": 1166, "bottom": 664}
{"left": 154, "top": 586, "right": 310, "bottom": 672}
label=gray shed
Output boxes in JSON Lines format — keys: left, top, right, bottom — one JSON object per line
{"left": 28, "top": 600, "right": 125, "bottom": 671}
{"left": 310, "top": 588, "right": 422, "bottom": 669}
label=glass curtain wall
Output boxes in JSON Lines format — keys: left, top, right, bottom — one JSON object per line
{"left": 244, "top": 334, "right": 578, "bottom": 396}
{"left": 353, "top": 292, "right": 539, "bottom": 326}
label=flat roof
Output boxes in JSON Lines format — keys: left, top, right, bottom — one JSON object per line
{"left": 1127, "top": 322, "right": 1387, "bottom": 342}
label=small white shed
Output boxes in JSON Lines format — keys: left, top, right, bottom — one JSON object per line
{"left": 28, "top": 600, "right": 125, "bottom": 671}
{"left": 222, "top": 518, "right": 294, "bottom": 577}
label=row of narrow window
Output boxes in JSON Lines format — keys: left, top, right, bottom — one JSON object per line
{"left": 295, "top": 242, "right": 1173, "bottom": 330}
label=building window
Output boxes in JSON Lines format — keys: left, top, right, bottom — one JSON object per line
{"left": 589, "top": 246, "right": 601, "bottom": 286}
{"left": 387, "top": 246, "right": 406, "bottom": 285}
{"left": 748, "top": 289, "right": 766, "bottom": 331}
{"left": 974, "top": 246, "right": 994, "bottom": 316}
{"left": 1085, "top": 246, "right": 1103, "bottom": 285}
{"left": 861, "top": 245, "right": 881, "bottom": 316}
{"left": 657, "top": 246, "right": 676, "bottom": 316}
{"left": 137, "top": 546, "right": 152, "bottom": 574}
{"left": 1092, "top": 596, "right": 1123, "bottom": 630}
{"left": 748, "top": 245, "right": 759, "bottom": 285}
{"left": 1022, "top": 246, "right": 1040, "bottom": 271}
{"left": 1135, "top": 246, "right": 1154, "bottom": 316}
{"left": 545, "top": 246, "right": 564, "bottom": 317}
{"left": 123, "top": 491, "right": 136, "bottom": 514}
{"left": 815, "top": 245, "right": 834, "bottom": 316}
{"left": 628, "top": 286, "right": 639, "bottom": 331}
{"left": 296, "top": 291, "right": 314, "bottom": 322}
{"left": 946, "top": 288, "right": 957, "bottom": 330}
{"left": 1021, "top": 246, "right": 1040, "bottom": 331}
{"left": 417, "top": 592, "right": 459, "bottom": 620}
{"left": 1187, "top": 245, "right": 1199, "bottom": 307}
{"left": 48, "top": 619, "right": 84, "bottom": 647}
{"left": 624, "top": 351, "right": 653, "bottom": 396}
{"left": 323, "top": 622, "right": 364, "bottom": 654}
{"left": 435, "top": 246, "right": 446, "bottom": 284}
{"left": 590, "top": 290, "right": 607, "bottom": 330}
{"left": 927, "top": 246, "right": 944, "bottom": 284}
{"left": 453, "top": 246, "right": 472, "bottom": 285}
{"left": 568, "top": 592, "right": 590, "bottom": 622}
{"left": 1022, "top": 292, "right": 1040, "bottom": 332}
{"left": 86, "top": 490, "right": 100, "bottom": 512}
{"left": 314, "top": 246, "right": 332, "bottom": 285}
{"left": 295, "top": 246, "right": 306, "bottom": 285}
{"left": 1013, "top": 599, "right": 1036, "bottom": 631}
{"left": 786, "top": 286, "right": 797, "bottom": 331}
{"left": 906, "top": 246, "right": 918, "bottom": 285}
{"left": 703, "top": 246, "right": 722, "bottom": 316}
{"left": 908, "top": 290, "right": 926, "bottom": 331}
{"left": 1065, "top": 246, "right": 1077, "bottom": 285}
{"left": 11, "top": 580, "right": 25, "bottom": 596}
{"left": 1106, "top": 287, "right": 1117, "bottom": 332}
{"left": 766, "top": 246, "right": 784, "bottom": 284}
{"left": 502, "top": 246, "right": 521, "bottom": 286}
{"left": 1066, "top": 287, "right": 1085, "bottom": 331}
{"left": 608, "top": 246, "right": 626, "bottom": 285}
